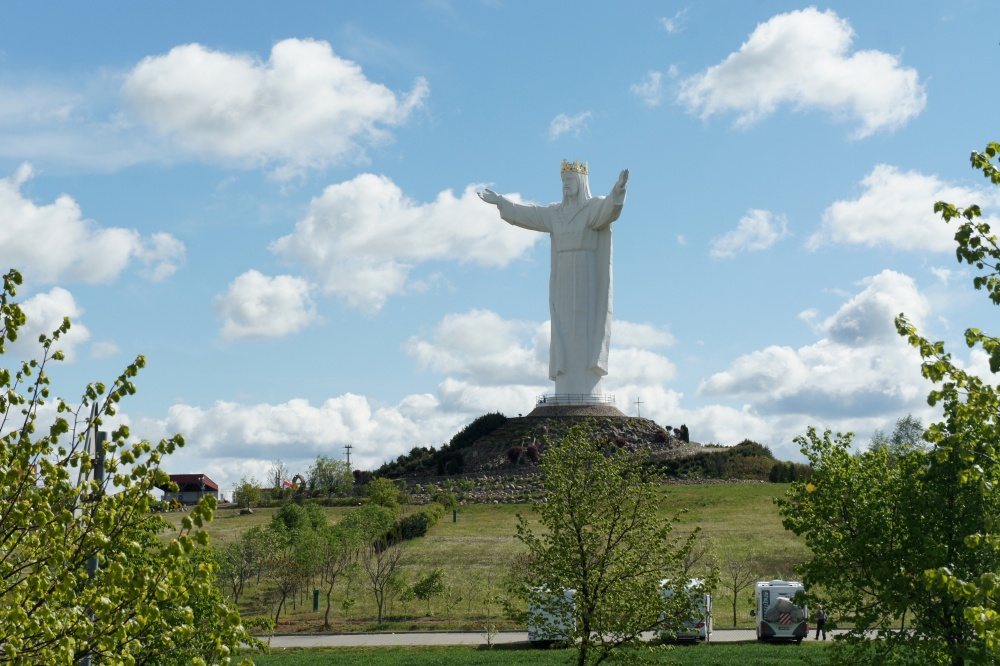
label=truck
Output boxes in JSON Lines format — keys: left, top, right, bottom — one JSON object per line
{"left": 527, "top": 588, "right": 575, "bottom": 646}
{"left": 659, "top": 578, "right": 712, "bottom": 642}
{"left": 752, "top": 579, "right": 808, "bottom": 643}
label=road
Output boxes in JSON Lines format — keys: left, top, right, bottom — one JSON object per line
{"left": 263, "top": 628, "right": 845, "bottom": 648}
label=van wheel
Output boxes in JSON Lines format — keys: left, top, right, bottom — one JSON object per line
{"left": 796, "top": 638, "right": 803, "bottom": 644}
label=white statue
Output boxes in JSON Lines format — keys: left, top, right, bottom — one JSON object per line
{"left": 479, "top": 161, "right": 629, "bottom": 397}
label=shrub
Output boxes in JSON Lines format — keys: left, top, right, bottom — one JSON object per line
{"left": 653, "top": 429, "right": 669, "bottom": 443}
{"left": 397, "top": 502, "right": 447, "bottom": 541}
{"left": 447, "top": 412, "right": 507, "bottom": 451}
{"left": 526, "top": 444, "right": 541, "bottom": 462}
{"left": 679, "top": 424, "right": 690, "bottom": 442}
{"left": 432, "top": 491, "right": 458, "bottom": 509}
{"left": 731, "top": 439, "right": 774, "bottom": 458}
{"left": 508, "top": 446, "right": 524, "bottom": 464}
{"left": 437, "top": 451, "right": 465, "bottom": 475}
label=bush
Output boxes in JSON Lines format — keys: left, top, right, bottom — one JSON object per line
{"left": 653, "top": 429, "right": 669, "bottom": 443}
{"left": 397, "top": 502, "right": 447, "bottom": 541}
{"left": 432, "top": 491, "right": 458, "bottom": 509}
{"left": 447, "top": 412, "right": 507, "bottom": 451}
{"left": 726, "top": 456, "right": 776, "bottom": 480}
{"left": 526, "top": 444, "right": 541, "bottom": 462}
{"left": 437, "top": 450, "right": 465, "bottom": 475}
{"left": 507, "top": 446, "right": 524, "bottom": 464}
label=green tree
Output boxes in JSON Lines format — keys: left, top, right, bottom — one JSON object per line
{"left": 365, "top": 477, "right": 403, "bottom": 511}
{"left": 232, "top": 475, "right": 261, "bottom": 510}
{"left": 308, "top": 455, "right": 353, "bottom": 496}
{"left": 316, "top": 523, "right": 361, "bottom": 628}
{"left": 0, "top": 269, "right": 256, "bottom": 665}
{"left": 413, "top": 568, "right": 445, "bottom": 615}
{"left": 515, "top": 421, "right": 699, "bottom": 666}
{"left": 868, "top": 413, "right": 927, "bottom": 456}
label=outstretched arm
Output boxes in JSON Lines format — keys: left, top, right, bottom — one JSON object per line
{"left": 611, "top": 169, "right": 629, "bottom": 201}
{"left": 478, "top": 189, "right": 501, "bottom": 206}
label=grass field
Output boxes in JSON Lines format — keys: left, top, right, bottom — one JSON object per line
{"left": 161, "top": 482, "right": 807, "bottom": 632}
{"left": 245, "top": 642, "right": 829, "bottom": 665}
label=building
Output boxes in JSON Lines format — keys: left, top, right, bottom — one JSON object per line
{"left": 158, "top": 474, "right": 219, "bottom": 505}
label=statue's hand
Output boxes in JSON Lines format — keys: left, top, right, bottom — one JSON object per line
{"left": 478, "top": 189, "right": 500, "bottom": 205}
{"left": 614, "top": 169, "right": 629, "bottom": 195}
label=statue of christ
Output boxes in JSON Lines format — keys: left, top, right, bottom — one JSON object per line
{"left": 479, "top": 161, "right": 629, "bottom": 397}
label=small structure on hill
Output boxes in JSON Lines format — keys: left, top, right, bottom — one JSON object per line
{"left": 158, "top": 474, "right": 219, "bottom": 505}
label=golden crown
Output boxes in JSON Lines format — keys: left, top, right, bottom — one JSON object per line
{"left": 560, "top": 159, "right": 588, "bottom": 175}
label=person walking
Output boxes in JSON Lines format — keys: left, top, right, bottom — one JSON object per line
{"left": 814, "top": 605, "right": 828, "bottom": 640}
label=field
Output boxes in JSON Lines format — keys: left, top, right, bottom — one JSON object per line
{"left": 246, "top": 643, "right": 830, "bottom": 665}
{"left": 161, "top": 482, "right": 808, "bottom": 632}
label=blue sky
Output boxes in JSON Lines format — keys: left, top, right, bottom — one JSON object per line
{"left": 2, "top": 1, "right": 998, "bottom": 494}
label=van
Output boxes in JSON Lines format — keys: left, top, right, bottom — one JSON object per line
{"left": 752, "top": 580, "right": 808, "bottom": 643}
{"left": 527, "top": 588, "right": 575, "bottom": 646}
{"left": 659, "top": 578, "right": 712, "bottom": 641}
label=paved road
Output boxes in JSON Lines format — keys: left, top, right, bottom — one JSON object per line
{"left": 263, "top": 628, "right": 846, "bottom": 648}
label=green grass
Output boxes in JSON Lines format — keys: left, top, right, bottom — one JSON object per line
{"left": 161, "top": 483, "right": 807, "bottom": 631}
{"left": 245, "top": 642, "right": 829, "bottom": 665}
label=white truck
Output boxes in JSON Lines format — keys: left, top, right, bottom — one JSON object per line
{"left": 659, "top": 578, "right": 712, "bottom": 642}
{"left": 527, "top": 588, "right": 575, "bottom": 646}
{"left": 752, "top": 580, "right": 809, "bottom": 643}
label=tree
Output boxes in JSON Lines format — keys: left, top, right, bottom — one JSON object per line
{"left": 0, "top": 268, "right": 257, "bottom": 665}
{"left": 718, "top": 548, "right": 758, "bottom": 627}
{"left": 232, "top": 475, "right": 261, "bottom": 510}
{"left": 364, "top": 477, "right": 403, "bottom": 511}
{"left": 515, "top": 421, "right": 699, "bottom": 666}
{"left": 868, "top": 413, "right": 927, "bottom": 456}
{"left": 360, "top": 537, "right": 404, "bottom": 624}
{"left": 316, "top": 523, "right": 361, "bottom": 628}
{"left": 413, "top": 568, "right": 445, "bottom": 615}
{"left": 308, "top": 454, "right": 353, "bottom": 496}
{"left": 268, "top": 458, "right": 289, "bottom": 491}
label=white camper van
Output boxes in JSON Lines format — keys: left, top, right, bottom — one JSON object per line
{"left": 659, "top": 579, "right": 712, "bottom": 642}
{"left": 527, "top": 588, "right": 575, "bottom": 646}
{"left": 752, "top": 580, "right": 808, "bottom": 643}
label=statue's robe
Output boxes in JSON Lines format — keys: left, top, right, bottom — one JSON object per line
{"left": 496, "top": 188, "right": 624, "bottom": 394}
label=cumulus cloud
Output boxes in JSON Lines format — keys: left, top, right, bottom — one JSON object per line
{"left": 699, "top": 270, "right": 929, "bottom": 417}
{"left": 808, "top": 164, "right": 1000, "bottom": 251}
{"left": 0, "top": 164, "right": 185, "bottom": 284}
{"left": 677, "top": 8, "right": 926, "bottom": 137}
{"left": 710, "top": 209, "right": 789, "bottom": 259}
{"left": 630, "top": 71, "right": 664, "bottom": 107}
{"left": 614, "top": 321, "right": 675, "bottom": 348}
{"left": 122, "top": 38, "right": 429, "bottom": 178}
{"left": 548, "top": 111, "right": 592, "bottom": 140}
{"left": 9, "top": 288, "right": 90, "bottom": 362}
{"left": 270, "top": 174, "right": 539, "bottom": 311}
{"left": 214, "top": 270, "right": 318, "bottom": 340}
{"left": 140, "top": 392, "right": 470, "bottom": 489}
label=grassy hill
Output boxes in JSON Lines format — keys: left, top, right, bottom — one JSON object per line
{"left": 162, "top": 482, "right": 806, "bottom": 632}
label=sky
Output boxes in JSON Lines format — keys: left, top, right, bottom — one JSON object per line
{"left": 1, "top": 1, "right": 999, "bottom": 496}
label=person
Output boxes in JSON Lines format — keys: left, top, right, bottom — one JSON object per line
{"left": 815, "top": 605, "right": 827, "bottom": 640}
{"left": 478, "top": 161, "right": 628, "bottom": 396}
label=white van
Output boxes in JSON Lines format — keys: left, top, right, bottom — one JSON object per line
{"left": 752, "top": 580, "right": 808, "bottom": 643}
{"left": 527, "top": 588, "right": 575, "bottom": 646}
{"left": 659, "top": 578, "right": 712, "bottom": 642}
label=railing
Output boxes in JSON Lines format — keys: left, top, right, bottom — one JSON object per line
{"left": 535, "top": 394, "right": 616, "bottom": 406}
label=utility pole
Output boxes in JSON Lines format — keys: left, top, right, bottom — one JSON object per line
{"left": 344, "top": 443, "right": 353, "bottom": 470}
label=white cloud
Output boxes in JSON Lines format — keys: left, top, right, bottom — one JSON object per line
{"left": 140, "top": 392, "right": 471, "bottom": 489}
{"left": 214, "top": 270, "right": 318, "bottom": 340}
{"left": 677, "top": 8, "right": 926, "bottom": 137}
{"left": 10, "top": 288, "right": 90, "bottom": 362}
{"left": 699, "top": 270, "right": 929, "bottom": 418}
{"left": 630, "top": 71, "right": 663, "bottom": 107}
{"left": 0, "top": 164, "right": 185, "bottom": 284}
{"left": 404, "top": 310, "right": 545, "bottom": 385}
{"left": 270, "top": 174, "right": 539, "bottom": 311}
{"left": 661, "top": 9, "right": 689, "bottom": 35}
{"left": 548, "top": 111, "right": 592, "bottom": 140}
{"left": 710, "top": 209, "right": 789, "bottom": 259}
{"left": 122, "top": 38, "right": 429, "bottom": 178}
{"left": 808, "top": 164, "right": 1000, "bottom": 251}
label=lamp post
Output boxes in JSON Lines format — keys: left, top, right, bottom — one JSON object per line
{"left": 77, "top": 402, "right": 105, "bottom": 666}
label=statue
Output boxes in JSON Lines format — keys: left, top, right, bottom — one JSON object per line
{"left": 479, "top": 161, "right": 629, "bottom": 397}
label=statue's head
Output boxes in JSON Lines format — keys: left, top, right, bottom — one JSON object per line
{"left": 560, "top": 160, "right": 591, "bottom": 201}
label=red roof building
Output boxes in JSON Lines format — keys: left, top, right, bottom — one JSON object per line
{"left": 157, "top": 474, "right": 219, "bottom": 505}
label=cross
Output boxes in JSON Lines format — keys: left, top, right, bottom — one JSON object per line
{"left": 344, "top": 443, "right": 353, "bottom": 470}
{"left": 634, "top": 396, "right": 644, "bottom": 418}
